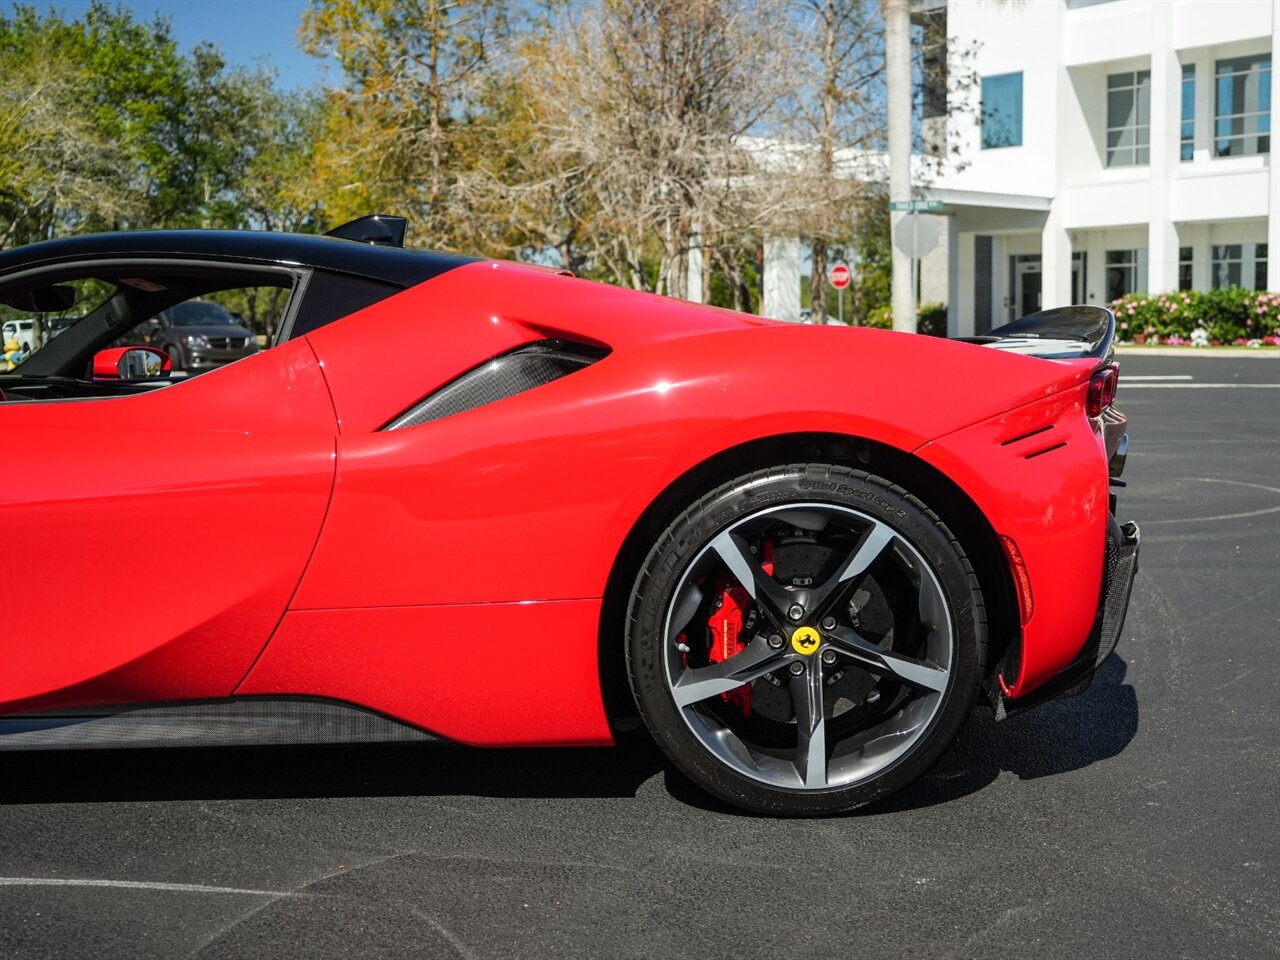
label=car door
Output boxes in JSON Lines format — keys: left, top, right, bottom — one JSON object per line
{"left": 0, "top": 305, "right": 338, "bottom": 713}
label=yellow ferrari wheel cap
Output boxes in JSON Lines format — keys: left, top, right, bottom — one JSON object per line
{"left": 790, "top": 626, "right": 821, "bottom": 656}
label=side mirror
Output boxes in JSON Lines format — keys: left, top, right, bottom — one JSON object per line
{"left": 93, "top": 346, "right": 172, "bottom": 381}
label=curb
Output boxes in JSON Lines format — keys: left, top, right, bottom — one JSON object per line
{"left": 1114, "top": 346, "right": 1280, "bottom": 358}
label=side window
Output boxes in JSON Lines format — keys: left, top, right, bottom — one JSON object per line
{"left": 139, "top": 288, "right": 286, "bottom": 375}
{"left": 1, "top": 264, "right": 299, "bottom": 393}
{"left": 283, "top": 270, "right": 402, "bottom": 343}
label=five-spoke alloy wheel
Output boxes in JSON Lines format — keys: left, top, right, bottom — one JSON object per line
{"left": 627, "top": 463, "right": 985, "bottom": 816}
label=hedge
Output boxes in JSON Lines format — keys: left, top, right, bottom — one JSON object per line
{"left": 866, "top": 302, "right": 948, "bottom": 337}
{"left": 1111, "top": 287, "right": 1280, "bottom": 346}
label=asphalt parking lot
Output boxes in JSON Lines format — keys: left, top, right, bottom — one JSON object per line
{"left": 1, "top": 351, "right": 1277, "bottom": 960}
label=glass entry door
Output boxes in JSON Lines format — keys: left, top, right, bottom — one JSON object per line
{"left": 1010, "top": 254, "right": 1042, "bottom": 322}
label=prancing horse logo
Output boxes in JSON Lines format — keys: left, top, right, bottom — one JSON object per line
{"left": 790, "top": 626, "right": 821, "bottom": 656}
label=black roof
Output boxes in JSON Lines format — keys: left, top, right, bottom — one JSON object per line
{"left": 0, "top": 229, "right": 478, "bottom": 288}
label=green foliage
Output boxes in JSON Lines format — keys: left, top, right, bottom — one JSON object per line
{"left": 708, "top": 251, "right": 761, "bottom": 314}
{"left": 866, "top": 302, "right": 946, "bottom": 336}
{"left": 1111, "top": 288, "right": 1280, "bottom": 345}
{"left": 0, "top": 2, "right": 323, "bottom": 247}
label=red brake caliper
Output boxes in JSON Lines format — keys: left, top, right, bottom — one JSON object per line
{"left": 692, "top": 540, "right": 774, "bottom": 718}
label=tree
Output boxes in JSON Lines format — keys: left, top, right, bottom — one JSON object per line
{"left": 300, "top": 0, "right": 508, "bottom": 248}
{"left": 779, "top": 0, "right": 886, "bottom": 324}
{"left": 523, "top": 0, "right": 792, "bottom": 297}
{"left": 0, "top": 38, "right": 131, "bottom": 246}
{"left": 0, "top": 2, "right": 294, "bottom": 245}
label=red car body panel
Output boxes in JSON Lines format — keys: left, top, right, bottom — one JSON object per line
{"left": 0, "top": 338, "right": 336, "bottom": 710}
{"left": 238, "top": 600, "right": 613, "bottom": 745}
{"left": 1, "top": 258, "right": 1113, "bottom": 742}
{"left": 917, "top": 372, "right": 1108, "bottom": 697}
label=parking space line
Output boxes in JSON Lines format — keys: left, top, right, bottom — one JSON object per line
{"left": 1121, "top": 383, "right": 1280, "bottom": 389}
{"left": 0, "top": 877, "right": 302, "bottom": 897}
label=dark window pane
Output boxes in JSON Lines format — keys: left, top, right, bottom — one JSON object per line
{"left": 1107, "top": 127, "right": 1133, "bottom": 149}
{"left": 1109, "top": 89, "right": 1136, "bottom": 129}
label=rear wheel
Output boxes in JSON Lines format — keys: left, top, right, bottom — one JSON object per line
{"left": 626, "top": 463, "right": 985, "bottom": 816}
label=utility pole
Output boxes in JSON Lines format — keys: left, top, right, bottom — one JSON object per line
{"left": 885, "top": 0, "right": 915, "bottom": 333}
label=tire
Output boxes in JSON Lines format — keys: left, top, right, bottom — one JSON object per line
{"left": 626, "top": 463, "right": 985, "bottom": 816}
{"left": 165, "top": 343, "right": 185, "bottom": 372}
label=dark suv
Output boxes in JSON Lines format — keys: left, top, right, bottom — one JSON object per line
{"left": 148, "top": 300, "right": 258, "bottom": 372}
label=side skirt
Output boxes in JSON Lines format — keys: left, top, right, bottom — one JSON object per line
{"left": 0, "top": 697, "right": 444, "bottom": 751}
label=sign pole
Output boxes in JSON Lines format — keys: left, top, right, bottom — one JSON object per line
{"left": 827, "top": 261, "right": 852, "bottom": 324}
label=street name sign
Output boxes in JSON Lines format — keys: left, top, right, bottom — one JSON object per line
{"left": 889, "top": 200, "right": 944, "bottom": 212}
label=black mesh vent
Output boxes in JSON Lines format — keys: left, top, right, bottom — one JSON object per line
{"left": 383, "top": 339, "right": 607, "bottom": 430}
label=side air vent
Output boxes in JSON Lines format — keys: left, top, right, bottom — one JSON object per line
{"left": 383, "top": 339, "right": 608, "bottom": 430}
{"left": 1000, "top": 424, "right": 1053, "bottom": 446}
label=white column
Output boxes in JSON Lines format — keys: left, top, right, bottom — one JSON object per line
{"left": 1042, "top": 207, "right": 1072, "bottom": 309}
{"left": 886, "top": 0, "right": 915, "bottom": 332}
{"left": 1269, "top": 0, "right": 1280, "bottom": 289}
{"left": 948, "top": 226, "right": 968, "bottom": 337}
{"left": 1193, "top": 52, "right": 1213, "bottom": 166}
{"left": 1086, "top": 230, "right": 1105, "bottom": 303}
{"left": 992, "top": 237, "right": 1008, "bottom": 324}
{"left": 686, "top": 242, "right": 704, "bottom": 304}
{"left": 1147, "top": 16, "right": 1179, "bottom": 294}
{"left": 1189, "top": 223, "right": 1211, "bottom": 291}
{"left": 919, "top": 216, "right": 950, "bottom": 305}
{"left": 762, "top": 237, "right": 802, "bottom": 322}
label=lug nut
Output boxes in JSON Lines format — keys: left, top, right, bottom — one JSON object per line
{"left": 767, "top": 633, "right": 785, "bottom": 649}
{"left": 821, "top": 649, "right": 837, "bottom": 665}
{"left": 788, "top": 661, "right": 805, "bottom": 676}
{"left": 787, "top": 603, "right": 805, "bottom": 621}
{"left": 820, "top": 615, "right": 837, "bottom": 631}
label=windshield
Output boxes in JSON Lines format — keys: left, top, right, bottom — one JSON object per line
{"left": 171, "top": 301, "right": 236, "bottom": 326}
{"left": 2, "top": 278, "right": 116, "bottom": 368}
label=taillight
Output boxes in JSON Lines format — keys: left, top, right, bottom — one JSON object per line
{"left": 1087, "top": 363, "right": 1119, "bottom": 417}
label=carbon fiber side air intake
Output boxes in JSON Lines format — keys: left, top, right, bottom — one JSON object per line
{"left": 382, "top": 340, "right": 608, "bottom": 430}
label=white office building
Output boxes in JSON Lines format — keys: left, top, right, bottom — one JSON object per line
{"left": 927, "top": 0, "right": 1280, "bottom": 335}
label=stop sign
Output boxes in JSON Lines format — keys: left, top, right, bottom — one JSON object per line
{"left": 827, "top": 262, "right": 851, "bottom": 289}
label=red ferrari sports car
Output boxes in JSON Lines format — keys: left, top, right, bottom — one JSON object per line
{"left": 0, "top": 217, "right": 1138, "bottom": 815}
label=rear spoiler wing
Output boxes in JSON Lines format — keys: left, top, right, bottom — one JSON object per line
{"left": 954, "top": 306, "right": 1116, "bottom": 363}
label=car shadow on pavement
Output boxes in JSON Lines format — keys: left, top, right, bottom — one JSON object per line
{"left": 867, "top": 653, "right": 1140, "bottom": 814}
{"left": 0, "top": 657, "right": 1136, "bottom": 812}
{"left": 0, "top": 736, "right": 668, "bottom": 806}
{"left": 660, "top": 654, "right": 1140, "bottom": 817}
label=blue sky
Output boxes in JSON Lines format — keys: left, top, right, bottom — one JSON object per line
{"left": 35, "top": 0, "right": 329, "bottom": 90}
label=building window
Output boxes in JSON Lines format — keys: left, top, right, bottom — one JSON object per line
{"left": 1213, "top": 242, "right": 1269, "bottom": 290}
{"left": 1215, "top": 55, "right": 1271, "bottom": 157}
{"left": 1107, "top": 70, "right": 1151, "bottom": 166}
{"left": 1212, "top": 244, "right": 1243, "bottom": 287}
{"left": 1181, "top": 65, "right": 1195, "bottom": 161}
{"left": 1179, "top": 246, "right": 1193, "bottom": 290}
{"left": 1106, "top": 249, "right": 1146, "bottom": 300}
{"left": 981, "top": 73, "right": 1023, "bottom": 149}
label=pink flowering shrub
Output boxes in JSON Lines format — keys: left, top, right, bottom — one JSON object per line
{"left": 1111, "top": 287, "right": 1280, "bottom": 345}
